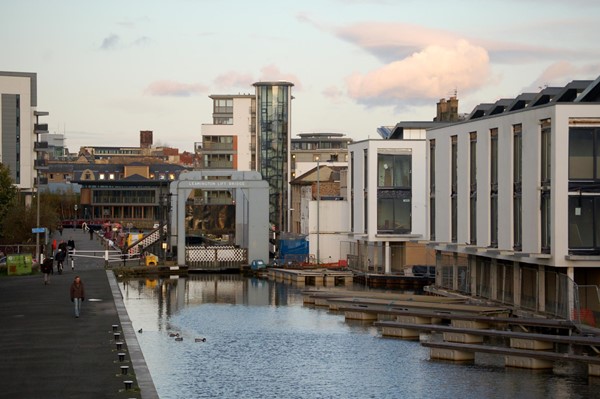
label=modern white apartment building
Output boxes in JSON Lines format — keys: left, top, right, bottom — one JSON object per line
{"left": 347, "top": 124, "right": 434, "bottom": 274}
{"left": 427, "top": 76, "right": 600, "bottom": 320}
{"left": 198, "top": 94, "right": 255, "bottom": 171}
{"left": 0, "top": 71, "right": 49, "bottom": 194}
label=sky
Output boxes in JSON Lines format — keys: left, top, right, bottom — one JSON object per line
{"left": 2, "top": 0, "right": 599, "bottom": 153}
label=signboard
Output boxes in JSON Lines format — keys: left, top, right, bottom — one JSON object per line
{"left": 32, "top": 227, "right": 45, "bottom": 233}
{"left": 7, "top": 254, "right": 33, "bottom": 275}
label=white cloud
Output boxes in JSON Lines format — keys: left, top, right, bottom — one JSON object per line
{"left": 346, "top": 40, "right": 490, "bottom": 106}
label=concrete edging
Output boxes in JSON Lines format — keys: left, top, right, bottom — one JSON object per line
{"left": 107, "top": 270, "right": 159, "bottom": 399}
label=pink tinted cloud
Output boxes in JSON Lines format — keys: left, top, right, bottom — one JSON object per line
{"left": 346, "top": 40, "right": 490, "bottom": 106}
{"left": 335, "top": 22, "right": 461, "bottom": 49}
{"left": 526, "top": 61, "right": 600, "bottom": 91}
{"left": 322, "top": 86, "right": 345, "bottom": 103}
{"left": 213, "top": 72, "right": 255, "bottom": 90}
{"left": 331, "top": 20, "right": 585, "bottom": 64}
{"left": 144, "top": 80, "right": 207, "bottom": 97}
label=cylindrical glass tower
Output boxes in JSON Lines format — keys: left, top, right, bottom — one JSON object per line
{"left": 252, "top": 81, "right": 294, "bottom": 246}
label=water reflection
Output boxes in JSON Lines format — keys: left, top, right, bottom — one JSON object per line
{"left": 119, "top": 274, "right": 600, "bottom": 399}
{"left": 119, "top": 275, "right": 308, "bottom": 333}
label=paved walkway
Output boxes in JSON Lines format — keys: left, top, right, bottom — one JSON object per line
{"left": 0, "top": 227, "right": 158, "bottom": 399}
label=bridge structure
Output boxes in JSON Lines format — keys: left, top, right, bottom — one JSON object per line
{"left": 169, "top": 170, "right": 269, "bottom": 269}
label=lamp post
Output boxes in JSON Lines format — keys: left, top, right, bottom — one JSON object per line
{"left": 287, "top": 208, "right": 294, "bottom": 233}
{"left": 36, "top": 191, "right": 40, "bottom": 262}
{"left": 74, "top": 204, "right": 78, "bottom": 229}
{"left": 316, "top": 156, "right": 320, "bottom": 266}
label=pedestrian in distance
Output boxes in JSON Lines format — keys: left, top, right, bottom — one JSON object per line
{"left": 58, "top": 224, "right": 63, "bottom": 236}
{"left": 70, "top": 276, "right": 85, "bottom": 318}
{"left": 55, "top": 248, "right": 66, "bottom": 274}
{"left": 41, "top": 257, "right": 53, "bottom": 285}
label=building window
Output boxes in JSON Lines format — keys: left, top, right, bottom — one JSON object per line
{"left": 568, "top": 125, "right": 600, "bottom": 254}
{"left": 541, "top": 119, "right": 552, "bottom": 253}
{"left": 469, "top": 132, "right": 477, "bottom": 245}
{"left": 99, "top": 173, "right": 105, "bottom": 180}
{"left": 429, "top": 139, "right": 436, "bottom": 241}
{"left": 213, "top": 98, "right": 233, "bottom": 114}
{"left": 451, "top": 136, "right": 458, "bottom": 243}
{"left": 569, "top": 195, "right": 600, "bottom": 254}
{"left": 109, "top": 173, "right": 115, "bottom": 180}
{"left": 513, "top": 124, "right": 522, "bottom": 251}
{"left": 378, "top": 153, "right": 411, "bottom": 188}
{"left": 490, "top": 128, "right": 498, "bottom": 248}
{"left": 377, "top": 152, "right": 412, "bottom": 234}
{"left": 214, "top": 117, "right": 233, "bottom": 125}
{"left": 569, "top": 127, "right": 600, "bottom": 180}
{"left": 377, "top": 194, "right": 411, "bottom": 234}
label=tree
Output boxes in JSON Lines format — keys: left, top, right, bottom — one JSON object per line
{"left": 0, "top": 163, "right": 17, "bottom": 222}
{"left": 1, "top": 199, "right": 59, "bottom": 244}
{"left": 0, "top": 163, "right": 64, "bottom": 245}
{"left": 0, "top": 163, "right": 18, "bottom": 241}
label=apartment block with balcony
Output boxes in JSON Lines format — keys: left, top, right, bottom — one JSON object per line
{"left": 347, "top": 137, "right": 432, "bottom": 274}
{"left": 427, "top": 76, "right": 600, "bottom": 321}
{"left": 290, "top": 132, "right": 352, "bottom": 179}
{"left": 197, "top": 94, "right": 255, "bottom": 171}
{"left": 0, "top": 71, "right": 49, "bottom": 195}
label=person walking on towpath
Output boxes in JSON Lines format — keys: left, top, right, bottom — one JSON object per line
{"left": 70, "top": 276, "right": 85, "bottom": 318}
{"left": 41, "top": 257, "right": 53, "bottom": 285}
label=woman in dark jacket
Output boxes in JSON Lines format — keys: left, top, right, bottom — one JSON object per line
{"left": 70, "top": 276, "right": 85, "bottom": 318}
{"left": 41, "top": 257, "right": 53, "bottom": 285}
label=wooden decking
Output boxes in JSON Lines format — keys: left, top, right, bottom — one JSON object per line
{"left": 304, "top": 289, "right": 600, "bottom": 376}
{"left": 267, "top": 268, "right": 354, "bottom": 287}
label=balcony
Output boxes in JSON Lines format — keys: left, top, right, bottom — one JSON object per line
{"left": 34, "top": 123, "right": 49, "bottom": 134}
{"left": 202, "top": 160, "right": 234, "bottom": 169}
{"left": 34, "top": 159, "right": 48, "bottom": 169}
{"left": 202, "top": 142, "right": 234, "bottom": 151}
{"left": 34, "top": 141, "right": 49, "bottom": 151}
{"left": 36, "top": 176, "right": 49, "bottom": 186}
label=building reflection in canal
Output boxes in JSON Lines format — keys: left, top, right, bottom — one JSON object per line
{"left": 118, "top": 274, "right": 305, "bottom": 332}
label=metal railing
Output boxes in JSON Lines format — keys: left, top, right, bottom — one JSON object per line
{"left": 186, "top": 245, "right": 247, "bottom": 269}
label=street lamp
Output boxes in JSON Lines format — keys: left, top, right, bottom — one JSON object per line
{"left": 287, "top": 208, "right": 294, "bottom": 233}
{"left": 74, "top": 204, "right": 78, "bottom": 229}
{"left": 316, "top": 156, "right": 320, "bottom": 267}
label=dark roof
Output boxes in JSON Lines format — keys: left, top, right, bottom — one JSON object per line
{"left": 577, "top": 75, "right": 600, "bottom": 102}
{"left": 463, "top": 75, "right": 600, "bottom": 121}
{"left": 48, "top": 164, "right": 74, "bottom": 173}
{"left": 506, "top": 93, "right": 537, "bottom": 112}
{"left": 389, "top": 121, "right": 449, "bottom": 139}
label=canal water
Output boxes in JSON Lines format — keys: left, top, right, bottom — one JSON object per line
{"left": 118, "top": 274, "right": 600, "bottom": 399}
